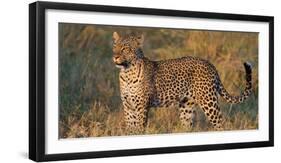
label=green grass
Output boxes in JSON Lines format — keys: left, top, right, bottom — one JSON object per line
{"left": 59, "top": 23, "right": 258, "bottom": 138}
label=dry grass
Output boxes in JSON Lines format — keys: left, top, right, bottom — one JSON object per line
{"left": 59, "top": 23, "right": 258, "bottom": 138}
{"left": 59, "top": 101, "right": 258, "bottom": 138}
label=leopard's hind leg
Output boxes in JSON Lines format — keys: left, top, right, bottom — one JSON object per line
{"left": 198, "top": 93, "right": 223, "bottom": 130}
{"left": 178, "top": 97, "right": 195, "bottom": 131}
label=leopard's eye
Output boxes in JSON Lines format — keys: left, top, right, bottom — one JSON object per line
{"left": 124, "top": 49, "right": 130, "bottom": 53}
{"left": 121, "top": 48, "right": 130, "bottom": 54}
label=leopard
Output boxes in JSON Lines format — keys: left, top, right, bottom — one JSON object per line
{"left": 112, "top": 32, "right": 252, "bottom": 134}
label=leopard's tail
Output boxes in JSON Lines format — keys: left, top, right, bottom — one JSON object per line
{"left": 217, "top": 62, "right": 252, "bottom": 104}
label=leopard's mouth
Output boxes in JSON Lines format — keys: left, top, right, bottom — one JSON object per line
{"left": 115, "top": 62, "right": 129, "bottom": 68}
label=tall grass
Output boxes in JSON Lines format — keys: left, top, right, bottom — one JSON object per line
{"left": 59, "top": 23, "right": 258, "bottom": 138}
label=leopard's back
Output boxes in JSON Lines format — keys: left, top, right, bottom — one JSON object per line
{"left": 152, "top": 56, "right": 219, "bottom": 107}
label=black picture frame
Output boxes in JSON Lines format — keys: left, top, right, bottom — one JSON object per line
{"left": 29, "top": 1, "right": 274, "bottom": 162}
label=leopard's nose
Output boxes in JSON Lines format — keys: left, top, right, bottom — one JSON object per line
{"left": 113, "top": 56, "right": 120, "bottom": 62}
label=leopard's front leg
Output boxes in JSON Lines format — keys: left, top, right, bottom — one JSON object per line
{"left": 119, "top": 64, "right": 151, "bottom": 135}
{"left": 123, "top": 105, "right": 148, "bottom": 135}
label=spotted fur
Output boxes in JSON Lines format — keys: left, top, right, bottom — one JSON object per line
{"left": 112, "top": 32, "right": 252, "bottom": 134}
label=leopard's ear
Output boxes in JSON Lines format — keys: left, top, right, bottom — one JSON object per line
{"left": 136, "top": 34, "right": 144, "bottom": 47}
{"left": 113, "top": 32, "right": 120, "bottom": 43}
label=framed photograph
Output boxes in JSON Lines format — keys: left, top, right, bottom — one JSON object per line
{"left": 29, "top": 1, "right": 274, "bottom": 162}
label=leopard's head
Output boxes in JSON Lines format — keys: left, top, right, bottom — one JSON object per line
{"left": 112, "top": 32, "right": 144, "bottom": 69}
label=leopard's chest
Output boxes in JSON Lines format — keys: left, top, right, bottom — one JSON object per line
{"left": 119, "top": 69, "right": 144, "bottom": 98}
